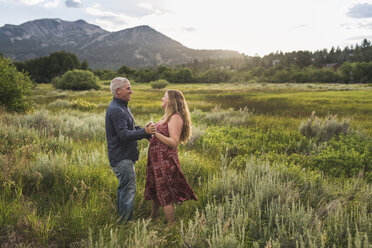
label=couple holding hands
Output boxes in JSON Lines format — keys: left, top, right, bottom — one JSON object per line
{"left": 105, "top": 77, "right": 197, "bottom": 225}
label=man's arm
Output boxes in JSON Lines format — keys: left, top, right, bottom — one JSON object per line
{"left": 110, "top": 108, "right": 148, "bottom": 141}
{"left": 136, "top": 123, "right": 154, "bottom": 139}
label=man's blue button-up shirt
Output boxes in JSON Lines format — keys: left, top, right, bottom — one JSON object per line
{"left": 105, "top": 97, "right": 148, "bottom": 166}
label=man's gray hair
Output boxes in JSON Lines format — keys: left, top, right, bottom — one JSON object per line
{"left": 110, "top": 77, "right": 129, "bottom": 96}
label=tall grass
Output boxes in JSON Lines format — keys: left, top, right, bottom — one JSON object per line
{"left": 1, "top": 82, "right": 371, "bottom": 247}
{"left": 182, "top": 158, "right": 372, "bottom": 247}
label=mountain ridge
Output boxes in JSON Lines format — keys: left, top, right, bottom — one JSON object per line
{"left": 0, "top": 18, "right": 244, "bottom": 69}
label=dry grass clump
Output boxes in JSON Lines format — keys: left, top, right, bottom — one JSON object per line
{"left": 185, "top": 125, "right": 206, "bottom": 149}
{"left": 192, "top": 105, "right": 254, "bottom": 126}
{"left": 299, "top": 111, "right": 351, "bottom": 142}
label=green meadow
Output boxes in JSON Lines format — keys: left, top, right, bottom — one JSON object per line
{"left": 1, "top": 82, "right": 371, "bottom": 247}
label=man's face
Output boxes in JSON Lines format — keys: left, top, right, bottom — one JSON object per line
{"left": 116, "top": 81, "right": 132, "bottom": 101}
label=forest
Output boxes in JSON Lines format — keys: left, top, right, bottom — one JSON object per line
{"left": 9, "top": 38, "right": 372, "bottom": 85}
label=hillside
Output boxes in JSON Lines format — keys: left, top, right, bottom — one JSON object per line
{"left": 0, "top": 18, "right": 244, "bottom": 69}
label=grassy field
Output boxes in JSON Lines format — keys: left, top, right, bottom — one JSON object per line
{"left": 1, "top": 82, "right": 371, "bottom": 247}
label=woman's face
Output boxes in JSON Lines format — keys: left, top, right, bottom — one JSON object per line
{"left": 161, "top": 92, "right": 169, "bottom": 109}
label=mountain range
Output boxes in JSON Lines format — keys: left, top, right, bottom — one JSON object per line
{"left": 0, "top": 18, "right": 244, "bottom": 70}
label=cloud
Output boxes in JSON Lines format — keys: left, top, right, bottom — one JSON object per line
{"left": 342, "top": 20, "right": 372, "bottom": 30}
{"left": 86, "top": 4, "right": 132, "bottom": 21}
{"left": 346, "top": 35, "right": 372, "bottom": 42}
{"left": 347, "top": 3, "right": 372, "bottom": 18}
{"left": 85, "top": 1, "right": 172, "bottom": 31}
{"left": 341, "top": 23, "right": 354, "bottom": 30}
{"left": 181, "top": 27, "right": 196, "bottom": 32}
{"left": 86, "top": 4, "right": 136, "bottom": 31}
{"left": 65, "top": 0, "right": 80, "bottom": 8}
{"left": 138, "top": 2, "right": 169, "bottom": 15}
{"left": 44, "top": 0, "right": 58, "bottom": 8}
{"left": 162, "top": 26, "right": 196, "bottom": 32}
{"left": 6, "top": 0, "right": 46, "bottom": 5}
{"left": 292, "top": 24, "right": 308, "bottom": 29}
{"left": 0, "top": 0, "right": 59, "bottom": 7}
{"left": 357, "top": 21, "right": 372, "bottom": 29}
{"left": 96, "top": 15, "right": 128, "bottom": 26}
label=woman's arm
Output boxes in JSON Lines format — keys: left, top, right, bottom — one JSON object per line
{"left": 155, "top": 114, "right": 183, "bottom": 148}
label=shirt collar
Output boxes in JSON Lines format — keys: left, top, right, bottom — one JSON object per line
{"left": 113, "top": 97, "right": 128, "bottom": 107}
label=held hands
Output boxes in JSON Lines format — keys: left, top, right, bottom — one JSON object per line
{"left": 145, "top": 122, "right": 156, "bottom": 135}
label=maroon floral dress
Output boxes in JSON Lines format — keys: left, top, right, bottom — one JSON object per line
{"left": 144, "top": 116, "right": 198, "bottom": 207}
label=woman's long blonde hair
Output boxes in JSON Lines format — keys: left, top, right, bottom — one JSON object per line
{"left": 161, "top": 89, "right": 191, "bottom": 143}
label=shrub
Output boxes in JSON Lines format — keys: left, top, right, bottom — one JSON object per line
{"left": 94, "top": 69, "right": 117, "bottom": 80}
{"left": 202, "top": 106, "right": 254, "bottom": 126}
{"left": 150, "top": 79, "right": 169, "bottom": 89}
{"left": 199, "top": 69, "right": 232, "bottom": 83}
{"left": 71, "top": 99, "right": 97, "bottom": 111}
{"left": 0, "top": 57, "right": 33, "bottom": 112}
{"left": 299, "top": 111, "right": 350, "bottom": 142}
{"left": 198, "top": 125, "right": 305, "bottom": 162}
{"left": 308, "top": 134, "right": 372, "bottom": 181}
{"left": 52, "top": 70, "right": 100, "bottom": 91}
{"left": 271, "top": 70, "right": 293, "bottom": 83}
{"left": 48, "top": 99, "right": 71, "bottom": 109}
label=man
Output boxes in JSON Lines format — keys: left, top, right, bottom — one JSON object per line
{"left": 105, "top": 77, "right": 155, "bottom": 221}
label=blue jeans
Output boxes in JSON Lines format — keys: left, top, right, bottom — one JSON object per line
{"left": 111, "top": 159, "right": 136, "bottom": 221}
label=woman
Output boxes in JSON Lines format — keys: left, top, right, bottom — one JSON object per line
{"left": 144, "top": 89, "right": 198, "bottom": 224}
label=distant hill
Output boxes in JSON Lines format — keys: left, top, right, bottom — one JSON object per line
{"left": 0, "top": 18, "right": 244, "bottom": 70}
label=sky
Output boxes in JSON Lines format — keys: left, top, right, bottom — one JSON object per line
{"left": 1, "top": 0, "right": 372, "bottom": 56}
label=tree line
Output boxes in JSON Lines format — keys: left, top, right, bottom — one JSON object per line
{"left": 14, "top": 51, "right": 88, "bottom": 84}
{"left": 256, "top": 38, "right": 372, "bottom": 69}
{"left": 11, "top": 38, "right": 372, "bottom": 84}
